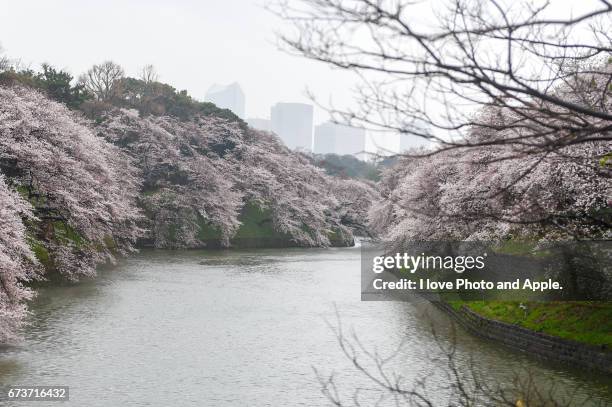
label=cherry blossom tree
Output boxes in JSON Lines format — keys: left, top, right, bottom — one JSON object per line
{"left": 99, "top": 109, "right": 244, "bottom": 247}
{"left": 327, "top": 177, "right": 379, "bottom": 238}
{"left": 236, "top": 128, "right": 346, "bottom": 246}
{"left": 276, "top": 0, "right": 612, "bottom": 157}
{"left": 0, "top": 85, "right": 143, "bottom": 278}
{"left": 98, "top": 108, "right": 377, "bottom": 248}
{"left": 369, "top": 58, "right": 611, "bottom": 245}
{"left": 0, "top": 175, "right": 39, "bottom": 342}
{"left": 370, "top": 115, "right": 610, "bottom": 245}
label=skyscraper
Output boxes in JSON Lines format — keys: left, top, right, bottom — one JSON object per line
{"left": 314, "top": 121, "right": 366, "bottom": 157}
{"left": 205, "top": 82, "right": 245, "bottom": 118}
{"left": 313, "top": 122, "right": 336, "bottom": 154}
{"left": 270, "top": 103, "right": 313, "bottom": 151}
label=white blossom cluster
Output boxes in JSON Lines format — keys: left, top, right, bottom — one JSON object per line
{"left": 369, "top": 68, "right": 611, "bottom": 246}
{"left": 99, "top": 109, "right": 377, "bottom": 248}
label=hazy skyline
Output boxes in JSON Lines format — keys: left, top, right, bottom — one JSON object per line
{"left": 0, "top": 0, "right": 361, "bottom": 127}
{"left": 0, "top": 0, "right": 592, "bottom": 154}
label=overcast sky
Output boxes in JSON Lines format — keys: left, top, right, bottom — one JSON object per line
{"left": 0, "top": 0, "right": 599, "bottom": 153}
{"left": 0, "top": 0, "right": 361, "bottom": 126}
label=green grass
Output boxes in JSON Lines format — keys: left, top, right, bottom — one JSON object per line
{"left": 327, "top": 228, "right": 350, "bottom": 246}
{"left": 491, "top": 239, "right": 552, "bottom": 258}
{"left": 53, "top": 221, "right": 84, "bottom": 246}
{"left": 28, "top": 237, "right": 52, "bottom": 268}
{"left": 196, "top": 202, "right": 289, "bottom": 242}
{"left": 450, "top": 300, "right": 612, "bottom": 348}
{"left": 196, "top": 219, "right": 222, "bottom": 241}
{"left": 232, "top": 203, "right": 281, "bottom": 239}
{"left": 180, "top": 202, "right": 349, "bottom": 246}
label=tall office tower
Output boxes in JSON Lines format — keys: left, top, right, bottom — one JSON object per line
{"left": 246, "top": 118, "right": 271, "bottom": 132}
{"left": 205, "top": 82, "right": 245, "bottom": 118}
{"left": 314, "top": 121, "right": 366, "bottom": 157}
{"left": 270, "top": 103, "right": 313, "bottom": 151}
{"left": 313, "top": 122, "right": 336, "bottom": 154}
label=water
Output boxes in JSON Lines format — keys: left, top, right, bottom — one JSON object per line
{"left": 0, "top": 247, "right": 610, "bottom": 406}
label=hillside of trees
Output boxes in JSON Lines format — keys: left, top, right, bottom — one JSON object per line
{"left": 0, "top": 58, "right": 377, "bottom": 342}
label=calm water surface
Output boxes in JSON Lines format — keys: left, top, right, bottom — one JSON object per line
{"left": 0, "top": 246, "right": 610, "bottom": 406}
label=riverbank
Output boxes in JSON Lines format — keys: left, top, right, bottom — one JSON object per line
{"left": 453, "top": 301, "right": 612, "bottom": 347}
{"left": 137, "top": 203, "right": 355, "bottom": 249}
{"left": 434, "top": 301, "right": 612, "bottom": 374}
{"left": 4, "top": 248, "right": 610, "bottom": 406}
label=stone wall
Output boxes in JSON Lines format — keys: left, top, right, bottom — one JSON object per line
{"left": 433, "top": 301, "right": 612, "bottom": 374}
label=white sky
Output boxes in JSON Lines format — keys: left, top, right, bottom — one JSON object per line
{"left": 0, "top": 0, "right": 600, "bottom": 154}
{"left": 0, "top": 0, "right": 358, "bottom": 126}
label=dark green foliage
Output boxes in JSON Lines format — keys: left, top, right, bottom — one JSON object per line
{"left": 313, "top": 153, "right": 380, "bottom": 181}
{"left": 37, "top": 64, "right": 90, "bottom": 108}
{"left": 377, "top": 155, "right": 399, "bottom": 168}
{"left": 0, "top": 64, "right": 90, "bottom": 108}
{"left": 114, "top": 77, "right": 245, "bottom": 126}
{"left": 193, "top": 203, "right": 352, "bottom": 248}
{"left": 1, "top": 62, "right": 244, "bottom": 126}
{"left": 0, "top": 68, "right": 37, "bottom": 88}
{"left": 233, "top": 203, "right": 280, "bottom": 239}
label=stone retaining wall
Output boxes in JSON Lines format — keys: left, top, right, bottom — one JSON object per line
{"left": 432, "top": 301, "right": 612, "bottom": 374}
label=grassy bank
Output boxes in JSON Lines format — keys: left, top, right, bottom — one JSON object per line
{"left": 449, "top": 301, "right": 612, "bottom": 348}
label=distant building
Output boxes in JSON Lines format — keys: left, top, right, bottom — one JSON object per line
{"left": 270, "top": 103, "right": 313, "bottom": 151}
{"left": 314, "top": 121, "right": 366, "bottom": 157}
{"left": 205, "top": 82, "right": 245, "bottom": 118}
{"left": 314, "top": 123, "right": 336, "bottom": 155}
{"left": 246, "top": 118, "right": 271, "bottom": 132}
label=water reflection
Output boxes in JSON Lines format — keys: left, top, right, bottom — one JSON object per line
{"left": 0, "top": 248, "right": 609, "bottom": 406}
